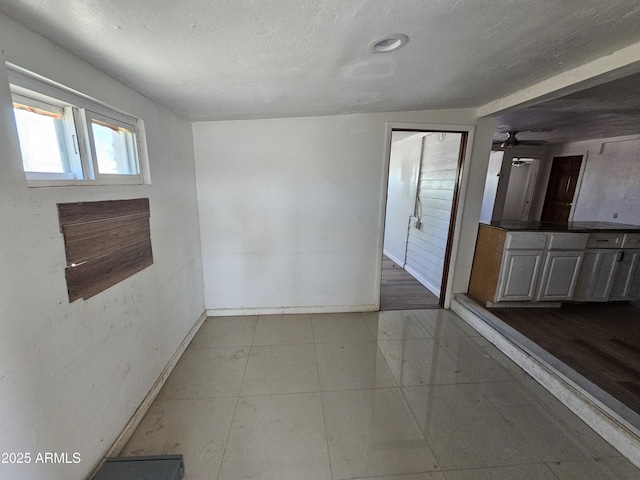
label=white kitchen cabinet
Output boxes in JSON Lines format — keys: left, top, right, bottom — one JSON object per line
{"left": 574, "top": 232, "right": 640, "bottom": 302}
{"left": 469, "top": 225, "right": 640, "bottom": 307}
{"left": 536, "top": 233, "right": 588, "bottom": 302}
{"left": 496, "top": 249, "right": 545, "bottom": 302}
{"left": 609, "top": 249, "right": 640, "bottom": 301}
{"left": 573, "top": 250, "right": 619, "bottom": 301}
{"left": 537, "top": 250, "right": 584, "bottom": 301}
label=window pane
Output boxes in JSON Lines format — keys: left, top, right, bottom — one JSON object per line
{"left": 13, "top": 103, "right": 71, "bottom": 173}
{"left": 91, "top": 120, "right": 138, "bottom": 175}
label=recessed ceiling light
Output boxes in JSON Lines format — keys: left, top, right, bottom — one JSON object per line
{"left": 369, "top": 34, "right": 409, "bottom": 53}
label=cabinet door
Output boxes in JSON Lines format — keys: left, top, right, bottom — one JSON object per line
{"left": 573, "top": 250, "right": 619, "bottom": 302}
{"left": 537, "top": 250, "right": 584, "bottom": 301}
{"left": 496, "top": 250, "right": 544, "bottom": 302}
{"left": 609, "top": 250, "right": 640, "bottom": 301}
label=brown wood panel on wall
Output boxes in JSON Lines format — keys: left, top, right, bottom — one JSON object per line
{"left": 58, "top": 198, "right": 153, "bottom": 302}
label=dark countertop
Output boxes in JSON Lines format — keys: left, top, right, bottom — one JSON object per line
{"left": 483, "top": 221, "right": 640, "bottom": 232}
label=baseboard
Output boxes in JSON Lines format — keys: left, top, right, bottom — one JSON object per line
{"left": 404, "top": 264, "right": 440, "bottom": 297}
{"left": 207, "top": 304, "right": 379, "bottom": 316}
{"left": 88, "top": 310, "right": 208, "bottom": 479}
{"left": 451, "top": 294, "right": 640, "bottom": 470}
{"left": 383, "top": 250, "right": 405, "bottom": 267}
{"left": 486, "top": 300, "right": 562, "bottom": 308}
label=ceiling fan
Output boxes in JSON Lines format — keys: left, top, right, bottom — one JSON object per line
{"left": 493, "top": 131, "right": 546, "bottom": 149}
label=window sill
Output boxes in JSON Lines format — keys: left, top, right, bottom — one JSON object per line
{"left": 26, "top": 177, "right": 148, "bottom": 188}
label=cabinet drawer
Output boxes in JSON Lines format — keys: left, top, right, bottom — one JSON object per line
{"left": 504, "top": 233, "right": 547, "bottom": 250}
{"left": 547, "top": 233, "right": 588, "bottom": 250}
{"left": 622, "top": 233, "right": 640, "bottom": 249}
{"left": 586, "top": 233, "right": 623, "bottom": 249}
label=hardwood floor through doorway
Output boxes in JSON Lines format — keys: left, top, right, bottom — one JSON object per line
{"left": 380, "top": 255, "right": 439, "bottom": 310}
{"left": 489, "top": 301, "right": 640, "bottom": 417}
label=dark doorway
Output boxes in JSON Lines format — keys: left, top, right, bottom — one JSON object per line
{"left": 541, "top": 155, "right": 583, "bottom": 222}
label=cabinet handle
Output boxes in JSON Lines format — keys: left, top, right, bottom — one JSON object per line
{"left": 617, "top": 251, "right": 625, "bottom": 262}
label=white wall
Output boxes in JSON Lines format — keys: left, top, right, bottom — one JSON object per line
{"left": 405, "top": 132, "right": 463, "bottom": 296}
{"left": 0, "top": 16, "right": 204, "bottom": 480}
{"left": 479, "top": 151, "right": 503, "bottom": 222}
{"left": 383, "top": 133, "right": 421, "bottom": 265}
{"left": 549, "top": 135, "right": 640, "bottom": 225}
{"left": 194, "top": 112, "right": 494, "bottom": 314}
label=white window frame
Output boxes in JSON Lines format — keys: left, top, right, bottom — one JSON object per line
{"left": 7, "top": 64, "right": 149, "bottom": 187}
{"left": 85, "top": 109, "right": 141, "bottom": 184}
{"left": 12, "top": 92, "right": 81, "bottom": 181}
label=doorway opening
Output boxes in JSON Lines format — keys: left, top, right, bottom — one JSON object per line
{"left": 479, "top": 150, "right": 546, "bottom": 224}
{"left": 503, "top": 157, "right": 540, "bottom": 221}
{"left": 541, "top": 155, "right": 583, "bottom": 222}
{"left": 381, "top": 129, "right": 467, "bottom": 310}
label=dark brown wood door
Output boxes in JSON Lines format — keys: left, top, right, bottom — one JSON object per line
{"left": 541, "top": 155, "right": 582, "bottom": 223}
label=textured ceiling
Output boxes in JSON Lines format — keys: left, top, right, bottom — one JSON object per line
{"left": 1, "top": 0, "right": 640, "bottom": 128}
{"left": 494, "top": 71, "right": 640, "bottom": 145}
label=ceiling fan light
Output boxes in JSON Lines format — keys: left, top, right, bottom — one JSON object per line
{"left": 501, "top": 131, "right": 520, "bottom": 148}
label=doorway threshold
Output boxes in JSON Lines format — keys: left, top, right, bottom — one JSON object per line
{"left": 451, "top": 293, "right": 640, "bottom": 469}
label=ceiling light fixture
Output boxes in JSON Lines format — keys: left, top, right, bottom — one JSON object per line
{"left": 370, "top": 34, "right": 409, "bottom": 53}
{"left": 500, "top": 131, "right": 520, "bottom": 149}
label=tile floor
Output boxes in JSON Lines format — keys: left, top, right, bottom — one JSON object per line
{"left": 122, "top": 310, "right": 640, "bottom": 479}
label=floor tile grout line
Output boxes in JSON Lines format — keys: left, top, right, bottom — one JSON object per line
{"left": 310, "top": 314, "right": 318, "bottom": 344}
{"left": 310, "top": 314, "right": 336, "bottom": 479}
{"left": 251, "top": 314, "right": 314, "bottom": 346}
{"left": 429, "top": 335, "right": 507, "bottom": 382}
{"left": 373, "top": 340, "right": 401, "bottom": 388}
{"left": 396, "top": 380, "right": 445, "bottom": 472}
{"left": 334, "top": 469, "right": 442, "bottom": 480}
{"left": 321, "top": 377, "right": 507, "bottom": 475}
{"left": 238, "top": 388, "right": 323, "bottom": 397}
{"left": 486, "top": 388, "right": 615, "bottom": 463}
{"left": 399, "top": 377, "right": 603, "bottom": 471}
{"left": 236, "top": 315, "right": 259, "bottom": 392}
{"left": 543, "top": 462, "right": 567, "bottom": 480}
{"left": 235, "top": 385, "right": 449, "bottom": 400}
{"left": 313, "top": 344, "right": 335, "bottom": 480}
{"left": 315, "top": 339, "right": 383, "bottom": 344}
{"left": 214, "top": 319, "right": 257, "bottom": 480}
{"left": 400, "top": 333, "right": 512, "bottom": 386}
{"left": 251, "top": 341, "right": 316, "bottom": 346}
{"left": 361, "top": 311, "right": 377, "bottom": 339}
{"left": 466, "top": 382, "right": 549, "bottom": 466}
{"left": 360, "top": 312, "right": 375, "bottom": 342}
{"left": 155, "top": 393, "right": 244, "bottom": 401}
{"left": 436, "top": 461, "right": 564, "bottom": 477}
{"left": 213, "top": 395, "right": 240, "bottom": 480}
{"left": 250, "top": 315, "right": 260, "bottom": 345}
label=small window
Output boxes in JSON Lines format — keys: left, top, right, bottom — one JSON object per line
{"left": 86, "top": 111, "right": 140, "bottom": 177}
{"left": 7, "top": 65, "right": 147, "bottom": 186}
{"left": 12, "top": 96, "right": 79, "bottom": 180}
